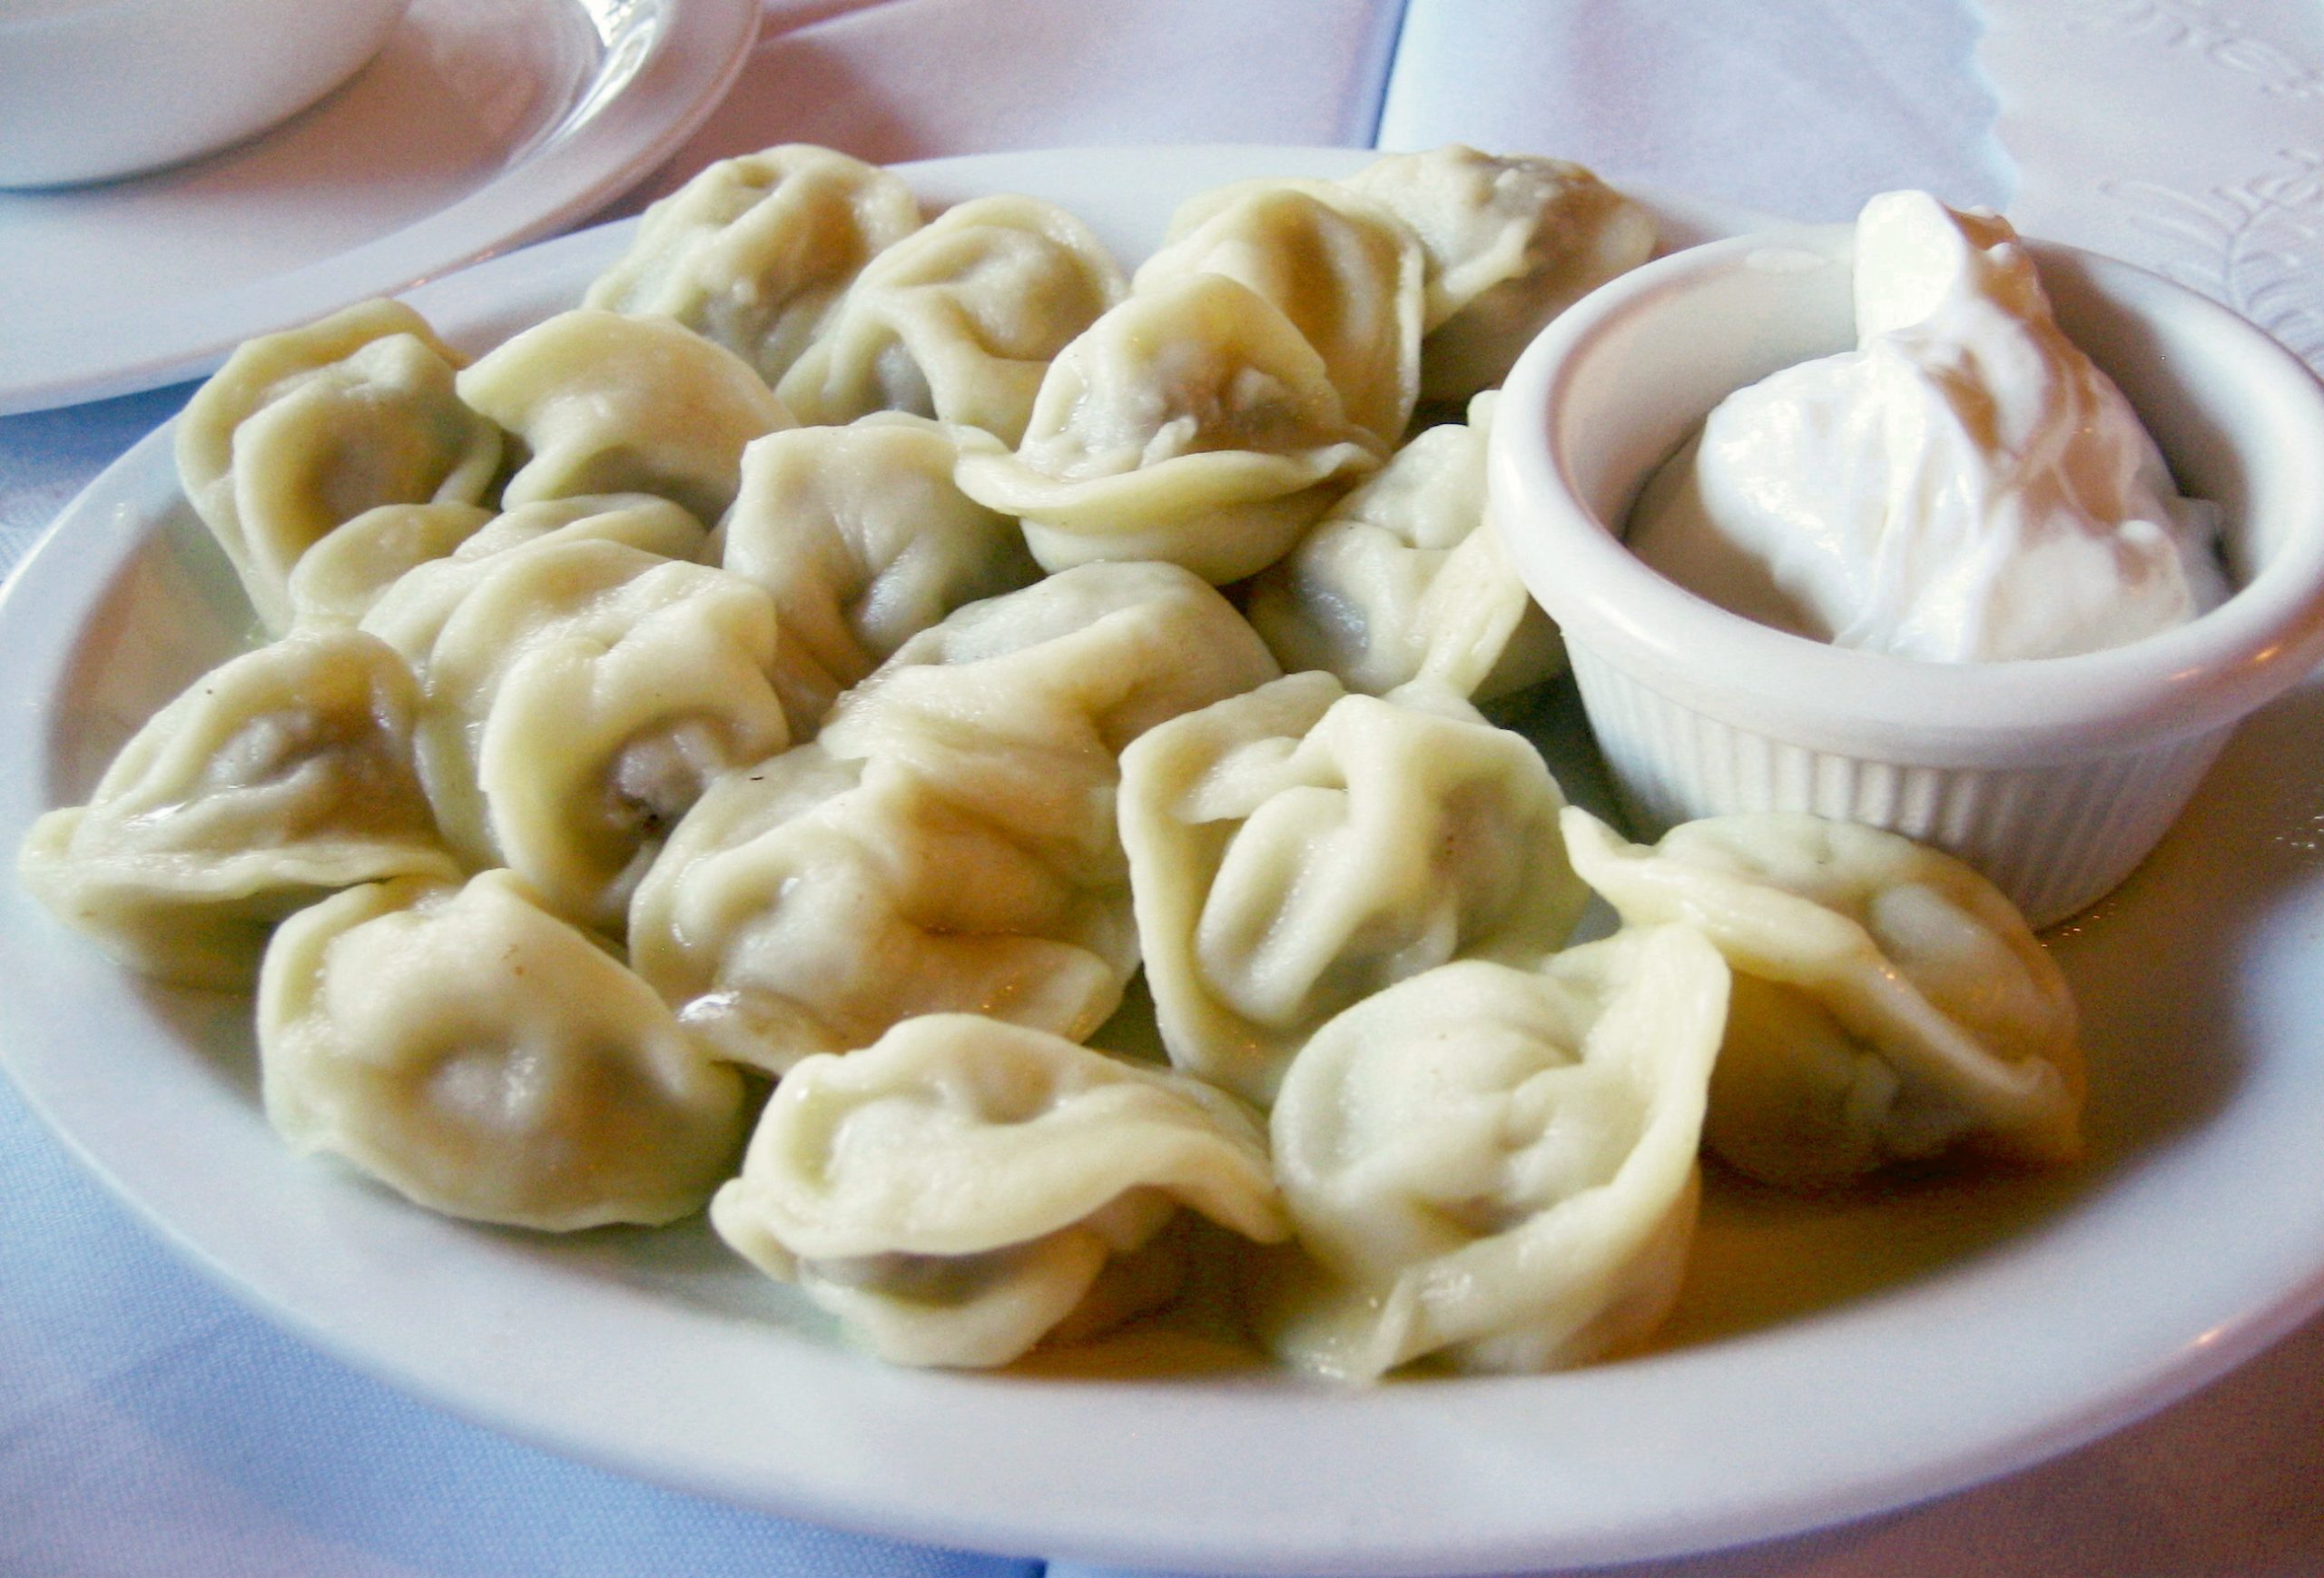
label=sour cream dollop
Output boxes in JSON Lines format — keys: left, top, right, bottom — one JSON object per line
{"left": 1627, "top": 191, "right": 2230, "bottom": 663}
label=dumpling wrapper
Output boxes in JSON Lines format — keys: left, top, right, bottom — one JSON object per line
{"left": 260, "top": 870, "right": 750, "bottom": 1230}
{"left": 293, "top": 492, "right": 706, "bottom": 633}
{"left": 175, "top": 298, "right": 503, "bottom": 634}
{"left": 776, "top": 193, "right": 1127, "bottom": 446}
{"left": 954, "top": 272, "right": 1384, "bottom": 584}
{"left": 1133, "top": 178, "right": 1424, "bottom": 447}
{"left": 628, "top": 744, "right": 1138, "bottom": 1076}
{"left": 17, "top": 627, "right": 458, "bottom": 989}
{"left": 813, "top": 560, "right": 1283, "bottom": 881}
{"left": 710, "top": 1013, "right": 1287, "bottom": 1367}
{"left": 633, "top": 566, "right": 1275, "bottom": 1074}
{"left": 393, "top": 535, "right": 790, "bottom": 933}
{"left": 1245, "top": 390, "right": 1564, "bottom": 701}
{"left": 582, "top": 143, "right": 924, "bottom": 386}
{"left": 714, "top": 414, "right": 1041, "bottom": 738}
{"left": 1344, "top": 144, "right": 1656, "bottom": 402}
{"left": 1560, "top": 807, "right": 2084, "bottom": 1188}
{"left": 1118, "top": 671, "right": 1587, "bottom": 1107}
{"left": 456, "top": 309, "right": 793, "bottom": 528}
{"left": 1259, "top": 925, "right": 1729, "bottom": 1381}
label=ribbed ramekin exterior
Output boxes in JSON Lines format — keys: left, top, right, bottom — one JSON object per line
{"left": 1567, "top": 643, "right": 2231, "bottom": 928}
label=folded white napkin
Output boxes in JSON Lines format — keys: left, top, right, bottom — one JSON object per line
{"left": 1983, "top": 0, "right": 2324, "bottom": 377}
{"left": 1374, "top": 0, "right": 2007, "bottom": 221}
{"left": 615, "top": 0, "right": 1405, "bottom": 211}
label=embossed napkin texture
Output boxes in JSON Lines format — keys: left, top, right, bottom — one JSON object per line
{"left": 1984, "top": 0, "right": 2324, "bottom": 375}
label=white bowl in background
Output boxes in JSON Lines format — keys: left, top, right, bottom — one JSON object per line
{"left": 0, "top": 0, "right": 411, "bottom": 188}
{"left": 1490, "top": 222, "right": 2324, "bottom": 927}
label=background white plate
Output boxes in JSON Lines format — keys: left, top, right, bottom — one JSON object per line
{"left": 4, "top": 147, "right": 2323, "bottom": 1577}
{"left": 0, "top": 0, "right": 757, "bottom": 417}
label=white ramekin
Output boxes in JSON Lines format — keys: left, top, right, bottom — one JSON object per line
{"left": 1489, "top": 221, "right": 2324, "bottom": 928}
{"left": 0, "top": 0, "right": 411, "bottom": 188}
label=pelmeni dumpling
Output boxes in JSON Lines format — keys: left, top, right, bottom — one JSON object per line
{"left": 351, "top": 494, "right": 709, "bottom": 657}
{"left": 709, "top": 1013, "right": 1288, "bottom": 1367}
{"left": 1560, "top": 808, "right": 2084, "bottom": 1188}
{"left": 260, "top": 870, "right": 751, "bottom": 1230}
{"left": 776, "top": 194, "right": 1127, "bottom": 445}
{"left": 456, "top": 309, "right": 792, "bottom": 526}
{"left": 814, "top": 560, "right": 1284, "bottom": 875}
{"left": 1118, "top": 672, "right": 1586, "bottom": 1106}
{"left": 1258, "top": 925, "right": 1728, "bottom": 1381}
{"left": 1245, "top": 390, "right": 1563, "bottom": 700}
{"left": 628, "top": 745, "right": 1138, "bottom": 1076}
{"left": 714, "top": 415, "right": 1041, "bottom": 737}
{"left": 1344, "top": 145, "right": 1655, "bottom": 402}
{"left": 583, "top": 144, "right": 925, "bottom": 385}
{"left": 953, "top": 272, "right": 1385, "bottom": 583}
{"left": 397, "top": 536, "right": 789, "bottom": 932}
{"left": 17, "top": 628, "right": 458, "bottom": 988}
{"left": 282, "top": 501, "right": 497, "bottom": 628}
{"left": 176, "top": 299, "right": 505, "bottom": 634}
{"left": 1133, "top": 179, "right": 1424, "bottom": 446}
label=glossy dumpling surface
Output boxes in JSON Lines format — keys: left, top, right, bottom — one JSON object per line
{"left": 1246, "top": 390, "right": 1563, "bottom": 700}
{"left": 582, "top": 144, "right": 924, "bottom": 385}
{"left": 1344, "top": 145, "right": 1656, "bottom": 402}
{"left": 633, "top": 565, "right": 1275, "bottom": 1074}
{"left": 776, "top": 194, "right": 1127, "bottom": 445}
{"left": 1134, "top": 178, "right": 1423, "bottom": 446}
{"left": 1560, "top": 808, "right": 2084, "bottom": 1188}
{"left": 954, "top": 272, "right": 1384, "bottom": 583}
{"left": 710, "top": 1013, "right": 1287, "bottom": 1367}
{"left": 815, "top": 560, "right": 1283, "bottom": 874}
{"left": 714, "top": 414, "right": 1041, "bottom": 737}
{"left": 353, "top": 493, "right": 709, "bottom": 662}
{"left": 627, "top": 745, "right": 1138, "bottom": 1075}
{"left": 456, "top": 309, "right": 792, "bottom": 526}
{"left": 1260, "top": 925, "right": 1728, "bottom": 1380}
{"left": 176, "top": 298, "right": 503, "bottom": 634}
{"left": 260, "top": 870, "right": 750, "bottom": 1230}
{"left": 394, "top": 535, "right": 790, "bottom": 932}
{"left": 17, "top": 627, "right": 458, "bottom": 988}
{"left": 1118, "top": 671, "right": 1586, "bottom": 1106}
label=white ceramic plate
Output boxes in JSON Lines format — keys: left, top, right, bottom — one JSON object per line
{"left": 0, "top": 0, "right": 757, "bottom": 417}
{"left": 5, "top": 147, "right": 2324, "bottom": 1577}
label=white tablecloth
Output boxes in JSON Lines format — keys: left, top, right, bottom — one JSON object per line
{"left": 5, "top": 4, "right": 2322, "bottom": 1574}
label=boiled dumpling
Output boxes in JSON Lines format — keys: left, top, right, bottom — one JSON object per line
{"left": 1118, "top": 671, "right": 1586, "bottom": 1106}
{"left": 776, "top": 194, "right": 1127, "bottom": 445}
{"left": 953, "top": 272, "right": 1385, "bottom": 583}
{"left": 714, "top": 414, "right": 1041, "bottom": 737}
{"left": 17, "top": 627, "right": 458, "bottom": 988}
{"left": 1258, "top": 925, "right": 1728, "bottom": 1380}
{"left": 632, "top": 564, "right": 1278, "bottom": 1074}
{"left": 583, "top": 143, "right": 924, "bottom": 386}
{"left": 175, "top": 299, "right": 504, "bottom": 634}
{"left": 455, "top": 309, "right": 792, "bottom": 526}
{"left": 1245, "top": 390, "right": 1563, "bottom": 700}
{"left": 1133, "top": 178, "right": 1423, "bottom": 446}
{"left": 1344, "top": 145, "right": 1655, "bottom": 401}
{"left": 259, "top": 869, "right": 751, "bottom": 1230}
{"left": 1560, "top": 808, "right": 2084, "bottom": 1188}
{"left": 813, "top": 560, "right": 1283, "bottom": 874}
{"left": 282, "top": 501, "right": 497, "bottom": 629}
{"left": 391, "top": 535, "right": 789, "bottom": 933}
{"left": 709, "top": 1013, "right": 1288, "bottom": 1367}
{"left": 352, "top": 493, "right": 709, "bottom": 659}
{"left": 627, "top": 745, "right": 1138, "bottom": 1075}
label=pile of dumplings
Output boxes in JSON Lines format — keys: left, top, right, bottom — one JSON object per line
{"left": 16, "top": 144, "right": 2086, "bottom": 1383}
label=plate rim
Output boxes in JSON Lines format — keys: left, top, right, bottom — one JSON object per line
{"left": 0, "top": 0, "right": 760, "bottom": 417}
{"left": 5, "top": 144, "right": 2324, "bottom": 1576}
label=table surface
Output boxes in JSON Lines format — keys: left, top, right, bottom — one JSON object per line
{"left": 5, "top": 4, "right": 2321, "bottom": 1575}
